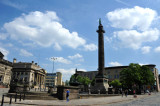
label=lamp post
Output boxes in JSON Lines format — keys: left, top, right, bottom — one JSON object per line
{"left": 51, "top": 57, "right": 57, "bottom": 87}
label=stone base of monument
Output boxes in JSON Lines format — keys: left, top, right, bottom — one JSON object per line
{"left": 91, "top": 77, "right": 109, "bottom": 94}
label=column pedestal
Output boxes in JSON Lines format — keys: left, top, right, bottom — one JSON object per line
{"left": 91, "top": 77, "right": 109, "bottom": 94}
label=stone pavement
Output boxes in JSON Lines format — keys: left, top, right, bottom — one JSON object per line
{"left": 1, "top": 92, "right": 156, "bottom": 106}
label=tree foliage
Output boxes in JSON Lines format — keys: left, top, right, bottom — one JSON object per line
{"left": 110, "top": 79, "right": 122, "bottom": 88}
{"left": 65, "top": 80, "right": 69, "bottom": 86}
{"left": 120, "top": 63, "right": 155, "bottom": 89}
{"left": 69, "top": 74, "right": 92, "bottom": 86}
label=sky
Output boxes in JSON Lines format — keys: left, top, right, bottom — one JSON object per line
{"left": 1, "top": 0, "right": 160, "bottom": 82}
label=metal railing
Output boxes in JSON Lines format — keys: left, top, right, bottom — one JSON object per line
{"left": 1, "top": 92, "right": 25, "bottom": 106}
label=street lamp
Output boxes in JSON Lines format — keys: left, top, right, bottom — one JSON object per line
{"left": 51, "top": 57, "right": 57, "bottom": 74}
{"left": 51, "top": 57, "right": 57, "bottom": 87}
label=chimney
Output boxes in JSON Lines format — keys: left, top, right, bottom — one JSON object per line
{"left": 13, "top": 58, "right": 17, "bottom": 63}
{"left": 32, "top": 61, "right": 34, "bottom": 64}
{"left": 35, "top": 63, "right": 37, "bottom": 65}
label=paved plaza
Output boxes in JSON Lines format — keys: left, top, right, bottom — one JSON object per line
{"left": 0, "top": 88, "right": 159, "bottom": 106}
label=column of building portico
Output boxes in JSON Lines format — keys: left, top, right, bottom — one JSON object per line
{"left": 42, "top": 75, "right": 44, "bottom": 89}
{"left": 38, "top": 74, "right": 40, "bottom": 89}
{"left": 36, "top": 74, "right": 39, "bottom": 88}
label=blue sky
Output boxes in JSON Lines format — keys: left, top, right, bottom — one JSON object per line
{"left": 1, "top": 0, "right": 160, "bottom": 81}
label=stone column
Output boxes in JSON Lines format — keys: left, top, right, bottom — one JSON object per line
{"left": 91, "top": 19, "right": 109, "bottom": 94}
{"left": 96, "top": 19, "right": 105, "bottom": 77}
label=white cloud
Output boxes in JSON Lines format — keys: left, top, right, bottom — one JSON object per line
{"left": 84, "top": 43, "right": 97, "bottom": 51}
{"left": 141, "top": 46, "right": 151, "bottom": 54}
{"left": 20, "top": 49, "right": 33, "bottom": 57}
{"left": 54, "top": 43, "right": 62, "bottom": 51}
{"left": 104, "top": 36, "right": 112, "bottom": 43}
{"left": 109, "top": 62, "right": 122, "bottom": 66}
{"left": 57, "top": 68, "right": 86, "bottom": 81}
{"left": 114, "top": 29, "right": 159, "bottom": 49}
{"left": 4, "top": 11, "right": 86, "bottom": 49}
{"left": 115, "top": 0, "right": 130, "bottom": 6}
{"left": 154, "top": 46, "right": 160, "bottom": 52}
{"left": 0, "top": 33, "right": 7, "bottom": 40}
{"left": 56, "top": 68, "right": 76, "bottom": 81}
{"left": 50, "top": 57, "right": 71, "bottom": 64}
{"left": 0, "top": 47, "right": 9, "bottom": 59}
{"left": 1, "top": 0, "right": 26, "bottom": 10}
{"left": 68, "top": 53, "right": 83, "bottom": 59}
{"left": 107, "top": 6, "right": 157, "bottom": 31}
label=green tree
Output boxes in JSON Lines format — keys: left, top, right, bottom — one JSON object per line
{"left": 65, "top": 80, "right": 69, "bottom": 86}
{"left": 120, "top": 63, "right": 141, "bottom": 89}
{"left": 110, "top": 79, "right": 122, "bottom": 89}
{"left": 77, "top": 76, "right": 91, "bottom": 86}
{"left": 69, "top": 75, "right": 76, "bottom": 84}
{"left": 91, "top": 77, "right": 95, "bottom": 86}
{"left": 120, "top": 63, "right": 155, "bottom": 91}
{"left": 140, "top": 66, "right": 155, "bottom": 85}
{"left": 69, "top": 74, "right": 91, "bottom": 86}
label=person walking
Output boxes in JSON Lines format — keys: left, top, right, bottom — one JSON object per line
{"left": 66, "top": 89, "right": 70, "bottom": 102}
{"left": 125, "top": 89, "right": 128, "bottom": 97}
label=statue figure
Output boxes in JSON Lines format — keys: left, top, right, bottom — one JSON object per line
{"left": 99, "top": 18, "right": 101, "bottom": 25}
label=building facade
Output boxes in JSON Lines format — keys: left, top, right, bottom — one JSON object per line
{"left": 45, "top": 72, "right": 63, "bottom": 87}
{"left": 0, "top": 52, "right": 12, "bottom": 87}
{"left": 12, "top": 59, "right": 46, "bottom": 89}
{"left": 76, "top": 64, "right": 160, "bottom": 91}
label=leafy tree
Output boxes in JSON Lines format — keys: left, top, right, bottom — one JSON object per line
{"left": 65, "top": 80, "right": 69, "bottom": 86}
{"left": 110, "top": 79, "right": 122, "bottom": 89}
{"left": 120, "top": 63, "right": 155, "bottom": 91}
{"left": 77, "top": 75, "right": 91, "bottom": 86}
{"left": 140, "top": 66, "right": 155, "bottom": 85}
{"left": 69, "top": 74, "right": 91, "bottom": 86}
{"left": 120, "top": 63, "right": 141, "bottom": 89}
{"left": 91, "top": 77, "right": 95, "bottom": 86}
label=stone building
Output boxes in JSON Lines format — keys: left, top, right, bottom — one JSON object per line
{"left": 45, "top": 72, "right": 62, "bottom": 87}
{"left": 12, "top": 58, "right": 46, "bottom": 89}
{"left": 0, "top": 52, "right": 12, "bottom": 87}
{"left": 76, "top": 64, "right": 160, "bottom": 91}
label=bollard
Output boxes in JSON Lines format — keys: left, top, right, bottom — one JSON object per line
{"left": 23, "top": 93, "right": 25, "bottom": 100}
{"left": 19, "top": 93, "right": 21, "bottom": 101}
{"left": 9, "top": 95, "right": 12, "bottom": 104}
{"left": 15, "top": 93, "right": 17, "bottom": 102}
{"left": 88, "top": 89, "right": 91, "bottom": 94}
{"left": 1, "top": 95, "right": 4, "bottom": 106}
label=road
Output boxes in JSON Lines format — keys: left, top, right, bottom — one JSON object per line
{"left": 108, "top": 92, "right": 159, "bottom": 106}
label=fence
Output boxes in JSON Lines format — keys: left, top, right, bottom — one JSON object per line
{"left": 1, "top": 92, "right": 25, "bottom": 106}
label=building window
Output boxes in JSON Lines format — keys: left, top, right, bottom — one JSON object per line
{"left": 25, "top": 72, "right": 28, "bottom": 75}
{"left": 108, "top": 71, "right": 110, "bottom": 74}
{"left": 117, "top": 74, "right": 119, "bottom": 78}
{"left": 114, "top": 75, "right": 116, "bottom": 78}
{"left": 108, "top": 75, "right": 110, "bottom": 78}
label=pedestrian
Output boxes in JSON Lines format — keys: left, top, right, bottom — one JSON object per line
{"left": 66, "top": 89, "right": 70, "bottom": 102}
{"left": 125, "top": 89, "right": 128, "bottom": 97}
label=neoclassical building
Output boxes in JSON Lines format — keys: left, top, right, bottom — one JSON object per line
{"left": 12, "top": 58, "right": 46, "bottom": 89}
{"left": 76, "top": 64, "right": 160, "bottom": 91}
{"left": 0, "top": 52, "right": 12, "bottom": 87}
